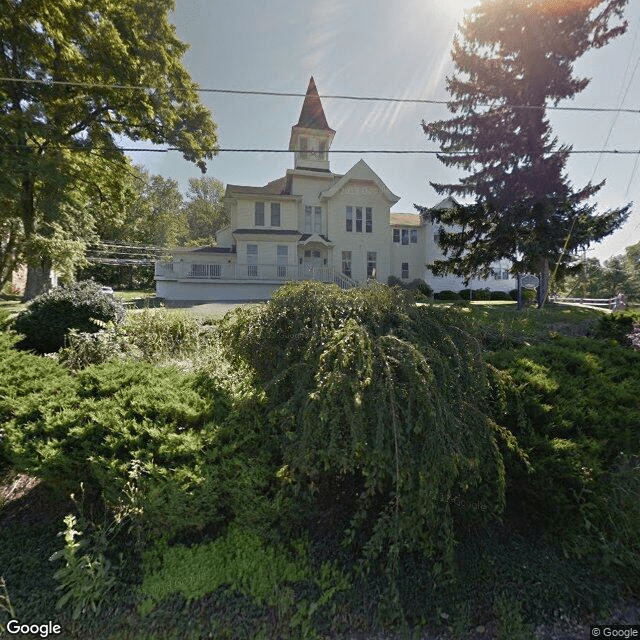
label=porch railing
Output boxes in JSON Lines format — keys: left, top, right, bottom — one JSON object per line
{"left": 155, "top": 262, "right": 356, "bottom": 288}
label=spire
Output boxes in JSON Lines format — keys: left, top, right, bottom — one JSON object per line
{"left": 296, "top": 77, "right": 334, "bottom": 132}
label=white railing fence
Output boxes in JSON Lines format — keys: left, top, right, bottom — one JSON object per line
{"left": 155, "top": 262, "right": 356, "bottom": 288}
{"left": 551, "top": 294, "right": 627, "bottom": 311}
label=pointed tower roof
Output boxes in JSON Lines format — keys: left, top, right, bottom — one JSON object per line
{"left": 296, "top": 77, "right": 335, "bottom": 132}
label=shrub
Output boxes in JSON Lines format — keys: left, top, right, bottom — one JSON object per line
{"left": 472, "top": 288, "right": 491, "bottom": 301}
{"left": 490, "top": 290, "right": 512, "bottom": 301}
{"left": 593, "top": 311, "right": 639, "bottom": 345}
{"left": 58, "top": 323, "right": 140, "bottom": 371}
{"left": 509, "top": 288, "right": 519, "bottom": 301}
{"left": 387, "top": 275, "right": 402, "bottom": 288}
{"left": 122, "top": 309, "right": 214, "bottom": 363}
{"left": 221, "top": 282, "right": 512, "bottom": 574}
{"left": 487, "top": 338, "right": 640, "bottom": 585}
{"left": 459, "top": 289, "right": 472, "bottom": 300}
{"left": 14, "top": 281, "right": 125, "bottom": 353}
{"left": 434, "top": 289, "right": 462, "bottom": 301}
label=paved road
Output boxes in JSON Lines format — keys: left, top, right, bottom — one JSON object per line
{"left": 164, "top": 300, "right": 264, "bottom": 318}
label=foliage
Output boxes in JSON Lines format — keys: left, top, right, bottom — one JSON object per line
{"left": 78, "top": 261, "right": 156, "bottom": 291}
{"left": 96, "top": 166, "right": 187, "bottom": 248}
{"left": 3, "top": 359, "right": 218, "bottom": 499}
{"left": 490, "top": 291, "right": 512, "bottom": 301}
{"left": 0, "top": 0, "right": 218, "bottom": 298}
{"left": 121, "top": 308, "right": 217, "bottom": 364}
{"left": 487, "top": 338, "right": 640, "bottom": 583}
{"left": 0, "top": 577, "right": 16, "bottom": 636}
{"left": 593, "top": 311, "right": 639, "bottom": 345}
{"left": 559, "top": 242, "right": 640, "bottom": 300}
{"left": 493, "top": 594, "right": 535, "bottom": 640}
{"left": 418, "top": 0, "right": 630, "bottom": 304}
{"left": 221, "top": 282, "right": 511, "bottom": 574}
{"left": 434, "top": 289, "right": 462, "bottom": 300}
{"left": 49, "top": 514, "right": 116, "bottom": 620}
{"left": 58, "top": 322, "right": 139, "bottom": 370}
{"left": 14, "top": 280, "right": 125, "bottom": 353}
{"left": 184, "top": 176, "right": 228, "bottom": 245}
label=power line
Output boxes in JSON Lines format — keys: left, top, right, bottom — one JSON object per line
{"left": 2, "top": 76, "right": 640, "bottom": 115}
{"left": 3, "top": 144, "right": 640, "bottom": 155}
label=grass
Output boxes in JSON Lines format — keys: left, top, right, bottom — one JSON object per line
{"left": 114, "top": 290, "right": 163, "bottom": 309}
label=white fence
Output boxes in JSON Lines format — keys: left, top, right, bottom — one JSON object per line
{"left": 155, "top": 262, "right": 356, "bottom": 289}
{"left": 551, "top": 295, "right": 626, "bottom": 311}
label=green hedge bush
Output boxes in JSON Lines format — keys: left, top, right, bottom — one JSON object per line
{"left": 221, "top": 282, "right": 512, "bottom": 573}
{"left": 434, "top": 289, "right": 462, "bottom": 301}
{"left": 490, "top": 290, "right": 512, "bottom": 301}
{"left": 488, "top": 338, "right": 640, "bottom": 585}
{"left": 14, "top": 281, "right": 125, "bottom": 353}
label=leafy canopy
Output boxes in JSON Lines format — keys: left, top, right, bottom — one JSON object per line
{"left": 0, "top": 0, "right": 218, "bottom": 296}
{"left": 419, "top": 0, "right": 630, "bottom": 298}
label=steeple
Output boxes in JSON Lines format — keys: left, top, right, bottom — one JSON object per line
{"left": 289, "top": 77, "right": 335, "bottom": 171}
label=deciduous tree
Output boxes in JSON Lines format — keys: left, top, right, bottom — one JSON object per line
{"left": 419, "top": 0, "right": 631, "bottom": 307}
{"left": 184, "top": 176, "right": 227, "bottom": 245}
{"left": 0, "top": 0, "right": 218, "bottom": 299}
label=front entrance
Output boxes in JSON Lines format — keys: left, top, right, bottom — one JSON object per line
{"left": 299, "top": 245, "right": 332, "bottom": 281}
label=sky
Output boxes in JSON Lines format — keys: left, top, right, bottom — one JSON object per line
{"left": 127, "top": 0, "right": 640, "bottom": 263}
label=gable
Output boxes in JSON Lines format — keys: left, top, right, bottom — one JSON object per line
{"left": 319, "top": 159, "right": 400, "bottom": 205}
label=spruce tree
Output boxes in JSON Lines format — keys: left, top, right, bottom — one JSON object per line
{"left": 419, "top": 0, "right": 631, "bottom": 306}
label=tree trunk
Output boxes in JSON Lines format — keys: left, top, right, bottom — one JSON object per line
{"left": 23, "top": 259, "right": 53, "bottom": 301}
{"left": 537, "top": 257, "right": 550, "bottom": 309}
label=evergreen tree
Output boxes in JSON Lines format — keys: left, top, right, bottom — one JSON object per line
{"left": 419, "top": 0, "right": 631, "bottom": 306}
{"left": 0, "top": 0, "right": 218, "bottom": 299}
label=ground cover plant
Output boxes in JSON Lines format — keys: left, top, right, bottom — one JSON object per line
{"left": 1, "top": 286, "right": 638, "bottom": 638}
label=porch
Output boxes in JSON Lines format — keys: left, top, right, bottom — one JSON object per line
{"left": 155, "top": 261, "right": 355, "bottom": 289}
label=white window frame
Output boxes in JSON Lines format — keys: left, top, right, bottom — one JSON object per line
{"left": 402, "top": 229, "right": 409, "bottom": 245}
{"left": 342, "top": 251, "right": 352, "bottom": 278}
{"left": 247, "top": 244, "right": 258, "bottom": 277}
{"left": 270, "top": 202, "right": 281, "bottom": 227}
{"left": 346, "top": 206, "right": 353, "bottom": 232}
{"left": 305, "top": 206, "right": 312, "bottom": 233}
{"left": 367, "top": 251, "right": 377, "bottom": 278}
{"left": 254, "top": 202, "right": 264, "bottom": 227}
{"left": 393, "top": 228, "right": 400, "bottom": 243}
{"left": 365, "top": 207, "right": 372, "bottom": 233}
{"left": 313, "top": 207, "right": 322, "bottom": 234}
{"left": 401, "top": 262, "right": 409, "bottom": 279}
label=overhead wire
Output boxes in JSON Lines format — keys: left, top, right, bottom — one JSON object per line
{"left": 2, "top": 76, "right": 640, "bottom": 115}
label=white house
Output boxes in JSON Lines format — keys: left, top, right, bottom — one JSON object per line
{"left": 155, "top": 77, "right": 516, "bottom": 301}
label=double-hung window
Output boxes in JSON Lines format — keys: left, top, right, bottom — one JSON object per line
{"left": 393, "top": 228, "right": 400, "bottom": 243}
{"left": 401, "top": 229, "right": 409, "bottom": 245}
{"left": 355, "top": 207, "right": 363, "bottom": 232}
{"left": 367, "top": 251, "right": 377, "bottom": 278}
{"left": 305, "top": 206, "right": 312, "bottom": 233}
{"left": 365, "top": 207, "right": 372, "bottom": 233}
{"left": 270, "top": 202, "right": 281, "bottom": 227}
{"left": 276, "top": 245, "right": 288, "bottom": 278}
{"left": 313, "top": 207, "right": 322, "bottom": 234}
{"left": 247, "top": 244, "right": 258, "bottom": 277}
{"left": 254, "top": 202, "right": 264, "bottom": 226}
{"left": 401, "top": 262, "right": 409, "bottom": 279}
{"left": 410, "top": 229, "right": 418, "bottom": 243}
{"left": 346, "top": 206, "right": 353, "bottom": 232}
{"left": 342, "top": 251, "right": 352, "bottom": 278}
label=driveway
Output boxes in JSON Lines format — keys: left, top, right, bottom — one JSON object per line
{"left": 164, "top": 300, "right": 264, "bottom": 318}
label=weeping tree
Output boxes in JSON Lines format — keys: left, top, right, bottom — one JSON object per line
{"left": 419, "top": 0, "right": 631, "bottom": 307}
{"left": 222, "top": 282, "right": 520, "bottom": 579}
{"left": 0, "top": 0, "right": 218, "bottom": 300}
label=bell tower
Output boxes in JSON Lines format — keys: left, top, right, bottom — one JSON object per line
{"left": 289, "top": 77, "right": 335, "bottom": 172}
